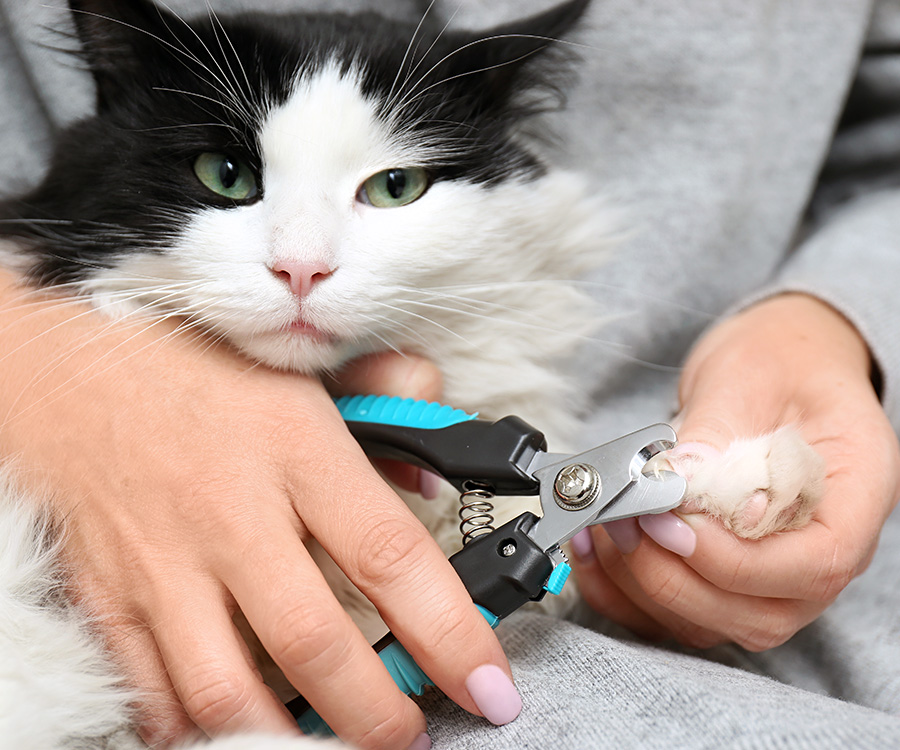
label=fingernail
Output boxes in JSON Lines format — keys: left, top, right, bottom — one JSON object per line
{"left": 465, "top": 664, "right": 522, "bottom": 725}
{"left": 570, "top": 528, "right": 595, "bottom": 562}
{"left": 408, "top": 733, "right": 432, "bottom": 750}
{"left": 418, "top": 469, "right": 442, "bottom": 500}
{"left": 639, "top": 512, "right": 697, "bottom": 557}
{"left": 603, "top": 518, "right": 642, "bottom": 554}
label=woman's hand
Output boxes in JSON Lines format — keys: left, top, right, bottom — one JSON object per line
{"left": 571, "top": 293, "right": 900, "bottom": 650}
{"left": 0, "top": 270, "right": 519, "bottom": 749}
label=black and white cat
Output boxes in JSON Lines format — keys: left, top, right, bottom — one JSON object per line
{"left": 0, "top": 1, "right": 823, "bottom": 748}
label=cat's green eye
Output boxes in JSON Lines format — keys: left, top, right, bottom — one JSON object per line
{"left": 359, "top": 167, "right": 429, "bottom": 208}
{"left": 193, "top": 152, "right": 258, "bottom": 201}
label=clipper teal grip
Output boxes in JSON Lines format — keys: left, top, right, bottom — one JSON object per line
{"left": 335, "top": 395, "right": 478, "bottom": 429}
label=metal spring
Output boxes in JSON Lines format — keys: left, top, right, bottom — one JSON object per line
{"left": 458, "top": 485, "right": 496, "bottom": 545}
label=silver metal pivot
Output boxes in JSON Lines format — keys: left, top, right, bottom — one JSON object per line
{"left": 554, "top": 463, "right": 601, "bottom": 510}
{"left": 528, "top": 423, "right": 686, "bottom": 552}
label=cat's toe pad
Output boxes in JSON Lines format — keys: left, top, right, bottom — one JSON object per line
{"left": 648, "top": 428, "right": 825, "bottom": 539}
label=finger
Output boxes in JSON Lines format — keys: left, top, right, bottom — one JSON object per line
{"left": 374, "top": 458, "right": 421, "bottom": 493}
{"left": 569, "top": 527, "right": 672, "bottom": 641}
{"left": 596, "top": 525, "right": 825, "bottom": 650}
{"left": 97, "top": 613, "right": 201, "bottom": 747}
{"left": 329, "top": 352, "right": 443, "bottom": 402}
{"left": 223, "top": 520, "right": 430, "bottom": 749}
{"left": 588, "top": 526, "right": 730, "bottom": 648}
{"left": 672, "top": 381, "right": 896, "bottom": 602}
{"left": 373, "top": 459, "right": 444, "bottom": 500}
{"left": 329, "top": 353, "right": 447, "bottom": 498}
{"left": 301, "top": 463, "right": 516, "bottom": 725}
{"left": 150, "top": 586, "right": 299, "bottom": 739}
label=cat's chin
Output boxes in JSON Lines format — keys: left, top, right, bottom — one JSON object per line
{"left": 233, "top": 330, "right": 358, "bottom": 375}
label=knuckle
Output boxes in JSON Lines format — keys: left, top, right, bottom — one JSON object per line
{"left": 807, "top": 545, "right": 856, "bottom": 602}
{"left": 405, "top": 357, "right": 443, "bottom": 401}
{"left": 423, "top": 599, "right": 484, "bottom": 655}
{"left": 269, "top": 600, "right": 347, "bottom": 671}
{"left": 136, "top": 697, "right": 199, "bottom": 747}
{"left": 736, "top": 613, "right": 798, "bottom": 652}
{"left": 720, "top": 549, "right": 753, "bottom": 592}
{"left": 351, "top": 516, "right": 431, "bottom": 589}
{"left": 672, "top": 629, "right": 725, "bottom": 650}
{"left": 179, "top": 667, "right": 250, "bottom": 729}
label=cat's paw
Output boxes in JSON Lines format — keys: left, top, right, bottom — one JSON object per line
{"left": 648, "top": 428, "right": 825, "bottom": 539}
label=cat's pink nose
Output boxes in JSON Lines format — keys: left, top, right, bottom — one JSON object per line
{"left": 271, "top": 259, "right": 334, "bottom": 299}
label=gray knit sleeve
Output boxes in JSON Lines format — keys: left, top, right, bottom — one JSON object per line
{"left": 759, "top": 13, "right": 900, "bottom": 429}
{"left": 766, "top": 192, "right": 900, "bottom": 426}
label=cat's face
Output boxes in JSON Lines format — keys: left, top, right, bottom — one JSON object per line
{"left": 0, "top": 0, "right": 589, "bottom": 373}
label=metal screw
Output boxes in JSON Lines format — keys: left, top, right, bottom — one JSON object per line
{"left": 554, "top": 463, "right": 601, "bottom": 510}
{"left": 500, "top": 542, "right": 517, "bottom": 557}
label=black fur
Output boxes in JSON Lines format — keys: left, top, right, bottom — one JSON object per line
{"left": 0, "top": 0, "right": 589, "bottom": 285}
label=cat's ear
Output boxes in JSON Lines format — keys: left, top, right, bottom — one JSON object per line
{"left": 436, "top": 0, "right": 590, "bottom": 110}
{"left": 68, "top": 0, "right": 179, "bottom": 110}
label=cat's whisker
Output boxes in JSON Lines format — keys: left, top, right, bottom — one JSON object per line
{"left": 129, "top": 122, "right": 243, "bottom": 135}
{"left": 385, "top": 0, "right": 437, "bottom": 110}
{"left": 355, "top": 311, "right": 432, "bottom": 351}
{"left": 209, "top": 6, "right": 253, "bottom": 98}
{"left": 392, "top": 33, "right": 549, "bottom": 117}
{"left": 152, "top": 87, "right": 248, "bottom": 124}
{"left": 0, "top": 308, "right": 186, "bottom": 427}
{"left": 396, "top": 296, "right": 581, "bottom": 332}
{"left": 187, "top": 5, "right": 256, "bottom": 124}
{"left": 66, "top": 7, "right": 249, "bottom": 128}
{"left": 354, "top": 326, "right": 407, "bottom": 360}
{"left": 372, "top": 300, "right": 472, "bottom": 344}
{"left": 396, "top": 284, "right": 526, "bottom": 310}
{"left": 415, "top": 278, "right": 717, "bottom": 321}
{"left": 0, "top": 284, "right": 205, "bottom": 370}
{"left": 155, "top": 1, "right": 256, "bottom": 126}
{"left": 386, "top": 2, "right": 460, "bottom": 115}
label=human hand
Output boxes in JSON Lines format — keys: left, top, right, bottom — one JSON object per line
{"left": 0, "top": 270, "right": 519, "bottom": 749}
{"left": 570, "top": 293, "right": 900, "bottom": 650}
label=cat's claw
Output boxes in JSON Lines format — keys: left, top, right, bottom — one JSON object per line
{"left": 646, "top": 429, "right": 825, "bottom": 539}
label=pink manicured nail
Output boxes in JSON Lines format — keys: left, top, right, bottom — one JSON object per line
{"left": 570, "top": 528, "right": 595, "bottom": 562}
{"left": 418, "top": 469, "right": 442, "bottom": 500}
{"left": 639, "top": 512, "right": 697, "bottom": 557}
{"left": 603, "top": 518, "right": 642, "bottom": 554}
{"left": 407, "top": 733, "right": 432, "bottom": 750}
{"left": 465, "top": 664, "right": 522, "bottom": 725}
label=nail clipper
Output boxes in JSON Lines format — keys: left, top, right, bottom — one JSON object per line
{"left": 287, "top": 395, "right": 686, "bottom": 734}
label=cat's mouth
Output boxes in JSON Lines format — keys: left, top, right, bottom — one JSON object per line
{"left": 283, "top": 317, "right": 336, "bottom": 343}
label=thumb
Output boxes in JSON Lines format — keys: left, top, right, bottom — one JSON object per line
{"left": 674, "top": 341, "right": 783, "bottom": 453}
{"left": 673, "top": 381, "right": 767, "bottom": 451}
{"left": 328, "top": 351, "right": 443, "bottom": 402}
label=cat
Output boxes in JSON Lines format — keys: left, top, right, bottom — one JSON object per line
{"left": 0, "top": 0, "right": 824, "bottom": 747}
